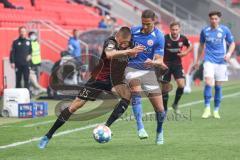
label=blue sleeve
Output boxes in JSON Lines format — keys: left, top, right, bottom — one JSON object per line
{"left": 225, "top": 26, "right": 234, "bottom": 44}
{"left": 154, "top": 33, "right": 165, "bottom": 56}
{"left": 68, "top": 39, "right": 74, "bottom": 54}
{"left": 200, "top": 29, "right": 205, "bottom": 44}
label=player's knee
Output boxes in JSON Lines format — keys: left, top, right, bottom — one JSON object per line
{"left": 178, "top": 82, "right": 185, "bottom": 88}
{"left": 69, "top": 98, "right": 83, "bottom": 113}
{"left": 205, "top": 78, "right": 214, "bottom": 86}
{"left": 123, "top": 91, "right": 131, "bottom": 101}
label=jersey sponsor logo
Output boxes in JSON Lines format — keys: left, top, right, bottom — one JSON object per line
{"left": 26, "top": 41, "right": 30, "bottom": 46}
{"left": 178, "top": 42, "right": 183, "bottom": 47}
{"left": 107, "top": 43, "right": 115, "bottom": 50}
{"left": 18, "top": 42, "right": 21, "bottom": 45}
{"left": 134, "top": 42, "right": 152, "bottom": 53}
{"left": 147, "top": 39, "right": 154, "bottom": 46}
{"left": 167, "top": 43, "right": 171, "bottom": 47}
{"left": 166, "top": 48, "right": 180, "bottom": 53}
{"left": 217, "top": 32, "right": 222, "bottom": 38}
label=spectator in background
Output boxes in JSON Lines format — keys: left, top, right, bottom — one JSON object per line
{"left": 29, "top": 31, "right": 41, "bottom": 79}
{"left": 68, "top": 29, "right": 81, "bottom": 60}
{"left": 98, "top": 15, "right": 115, "bottom": 29}
{"left": 0, "top": 0, "right": 23, "bottom": 9}
{"left": 30, "top": 0, "right": 35, "bottom": 6}
{"left": 98, "top": 17, "right": 108, "bottom": 29}
{"left": 10, "top": 26, "right": 32, "bottom": 89}
{"left": 28, "top": 31, "right": 46, "bottom": 94}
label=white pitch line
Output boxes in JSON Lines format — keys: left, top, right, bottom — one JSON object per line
{"left": 23, "top": 120, "right": 55, "bottom": 128}
{"left": 0, "top": 91, "right": 239, "bottom": 150}
{"left": 1, "top": 84, "right": 238, "bottom": 129}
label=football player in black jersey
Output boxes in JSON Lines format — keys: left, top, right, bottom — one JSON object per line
{"left": 38, "top": 26, "right": 144, "bottom": 149}
{"left": 158, "top": 21, "right": 193, "bottom": 114}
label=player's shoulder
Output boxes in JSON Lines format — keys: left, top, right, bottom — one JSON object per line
{"left": 130, "top": 26, "right": 142, "bottom": 34}
{"left": 180, "top": 34, "right": 188, "bottom": 40}
{"left": 219, "top": 24, "right": 231, "bottom": 32}
{"left": 153, "top": 27, "right": 164, "bottom": 37}
{"left": 104, "top": 36, "right": 117, "bottom": 48}
{"left": 105, "top": 36, "right": 116, "bottom": 44}
{"left": 13, "top": 38, "right": 20, "bottom": 43}
{"left": 201, "top": 25, "right": 211, "bottom": 32}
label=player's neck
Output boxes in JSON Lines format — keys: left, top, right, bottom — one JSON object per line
{"left": 169, "top": 33, "right": 180, "bottom": 41}
{"left": 210, "top": 24, "right": 219, "bottom": 29}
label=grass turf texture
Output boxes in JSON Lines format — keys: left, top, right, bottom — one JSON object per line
{"left": 0, "top": 81, "right": 240, "bottom": 160}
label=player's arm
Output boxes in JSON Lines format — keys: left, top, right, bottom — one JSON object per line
{"left": 105, "top": 46, "right": 144, "bottom": 59}
{"left": 10, "top": 41, "right": 16, "bottom": 69}
{"left": 144, "top": 54, "right": 168, "bottom": 69}
{"left": 224, "top": 27, "right": 235, "bottom": 62}
{"left": 177, "top": 36, "right": 193, "bottom": 57}
{"left": 144, "top": 33, "right": 168, "bottom": 69}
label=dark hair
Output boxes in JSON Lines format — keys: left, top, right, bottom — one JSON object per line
{"left": 18, "top": 26, "right": 26, "bottom": 31}
{"left": 117, "top": 26, "right": 131, "bottom": 38}
{"left": 28, "top": 31, "right": 36, "bottom": 37}
{"left": 73, "top": 29, "right": 79, "bottom": 34}
{"left": 208, "top": 11, "right": 222, "bottom": 17}
{"left": 170, "top": 21, "right": 181, "bottom": 28}
{"left": 141, "top": 9, "right": 155, "bottom": 20}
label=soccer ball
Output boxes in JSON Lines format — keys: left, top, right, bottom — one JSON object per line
{"left": 93, "top": 125, "right": 112, "bottom": 143}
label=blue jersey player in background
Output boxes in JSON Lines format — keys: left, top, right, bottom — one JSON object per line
{"left": 125, "top": 9, "right": 167, "bottom": 144}
{"left": 194, "top": 11, "right": 235, "bottom": 119}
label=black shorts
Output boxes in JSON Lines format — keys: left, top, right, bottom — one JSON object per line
{"left": 163, "top": 64, "right": 185, "bottom": 82}
{"left": 77, "top": 78, "right": 113, "bottom": 101}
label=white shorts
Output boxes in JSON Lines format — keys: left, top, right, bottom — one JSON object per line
{"left": 125, "top": 67, "right": 161, "bottom": 95}
{"left": 203, "top": 61, "right": 228, "bottom": 81}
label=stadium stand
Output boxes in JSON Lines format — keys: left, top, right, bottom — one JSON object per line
{"left": 0, "top": 0, "right": 105, "bottom": 91}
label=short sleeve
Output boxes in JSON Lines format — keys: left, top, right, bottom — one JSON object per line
{"left": 200, "top": 29, "right": 205, "bottom": 44}
{"left": 154, "top": 32, "right": 165, "bottom": 56}
{"left": 104, "top": 39, "right": 117, "bottom": 52}
{"left": 183, "top": 35, "right": 191, "bottom": 47}
{"left": 225, "top": 26, "right": 234, "bottom": 44}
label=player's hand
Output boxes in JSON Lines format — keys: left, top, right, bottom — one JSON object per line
{"left": 224, "top": 53, "right": 231, "bottom": 62}
{"left": 26, "top": 55, "right": 32, "bottom": 61}
{"left": 128, "top": 46, "right": 145, "bottom": 57}
{"left": 11, "top": 63, "right": 15, "bottom": 69}
{"left": 193, "top": 62, "right": 200, "bottom": 70}
{"left": 160, "top": 62, "right": 168, "bottom": 70}
{"left": 177, "top": 52, "right": 187, "bottom": 57}
{"left": 144, "top": 58, "right": 154, "bottom": 68}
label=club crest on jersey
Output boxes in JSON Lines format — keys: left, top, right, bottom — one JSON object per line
{"left": 217, "top": 32, "right": 222, "bottom": 38}
{"left": 147, "top": 39, "right": 154, "bottom": 46}
{"left": 178, "top": 42, "right": 183, "bottom": 47}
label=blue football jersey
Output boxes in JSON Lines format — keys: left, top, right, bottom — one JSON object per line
{"left": 128, "top": 26, "right": 165, "bottom": 70}
{"left": 200, "top": 24, "right": 234, "bottom": 64}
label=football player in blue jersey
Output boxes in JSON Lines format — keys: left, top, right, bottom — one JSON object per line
{"left": 194, "top": 11, "right": 235, "bottom": 119}
{"left": 126, "top": 9, "right": 167, "bottom": 144}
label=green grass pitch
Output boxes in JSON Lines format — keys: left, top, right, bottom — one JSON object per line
{"left": 0, "top": 81, "right": 240, "bottom": 160}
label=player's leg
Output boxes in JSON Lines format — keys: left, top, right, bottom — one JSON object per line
{"left": 129, "top": 79, "right": 148, "bottom": 139}
{"left": 161, "top": 70, "right": 171, "bottom": 112}
{"left": 202, "top": 62, "right": 215, "bottom": 118}
{"left": 39, "top": 98, "right": 86, "bottom": 149}
{"left": 172, "top": 78, "right": 185, "bottom": 114}
{"left": 213, "top": 64, "right": 228, "bottom": 119}
{"left": 171, "top": 65, "right": 185, "bottom": 114}
{"left": 105, "top": 84, "right": 131, "bottom": 127}
{"left": 161, "top": 83, "right": 170, "bottom": 112}
{"left": 148, "top": 94, "right": 166, "bottom": 145}
{"left": 142, "top": 71, "right": 166, "bottom": 144}
{"left": 213, "top": 81, "right": 223, "bottom": 119}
